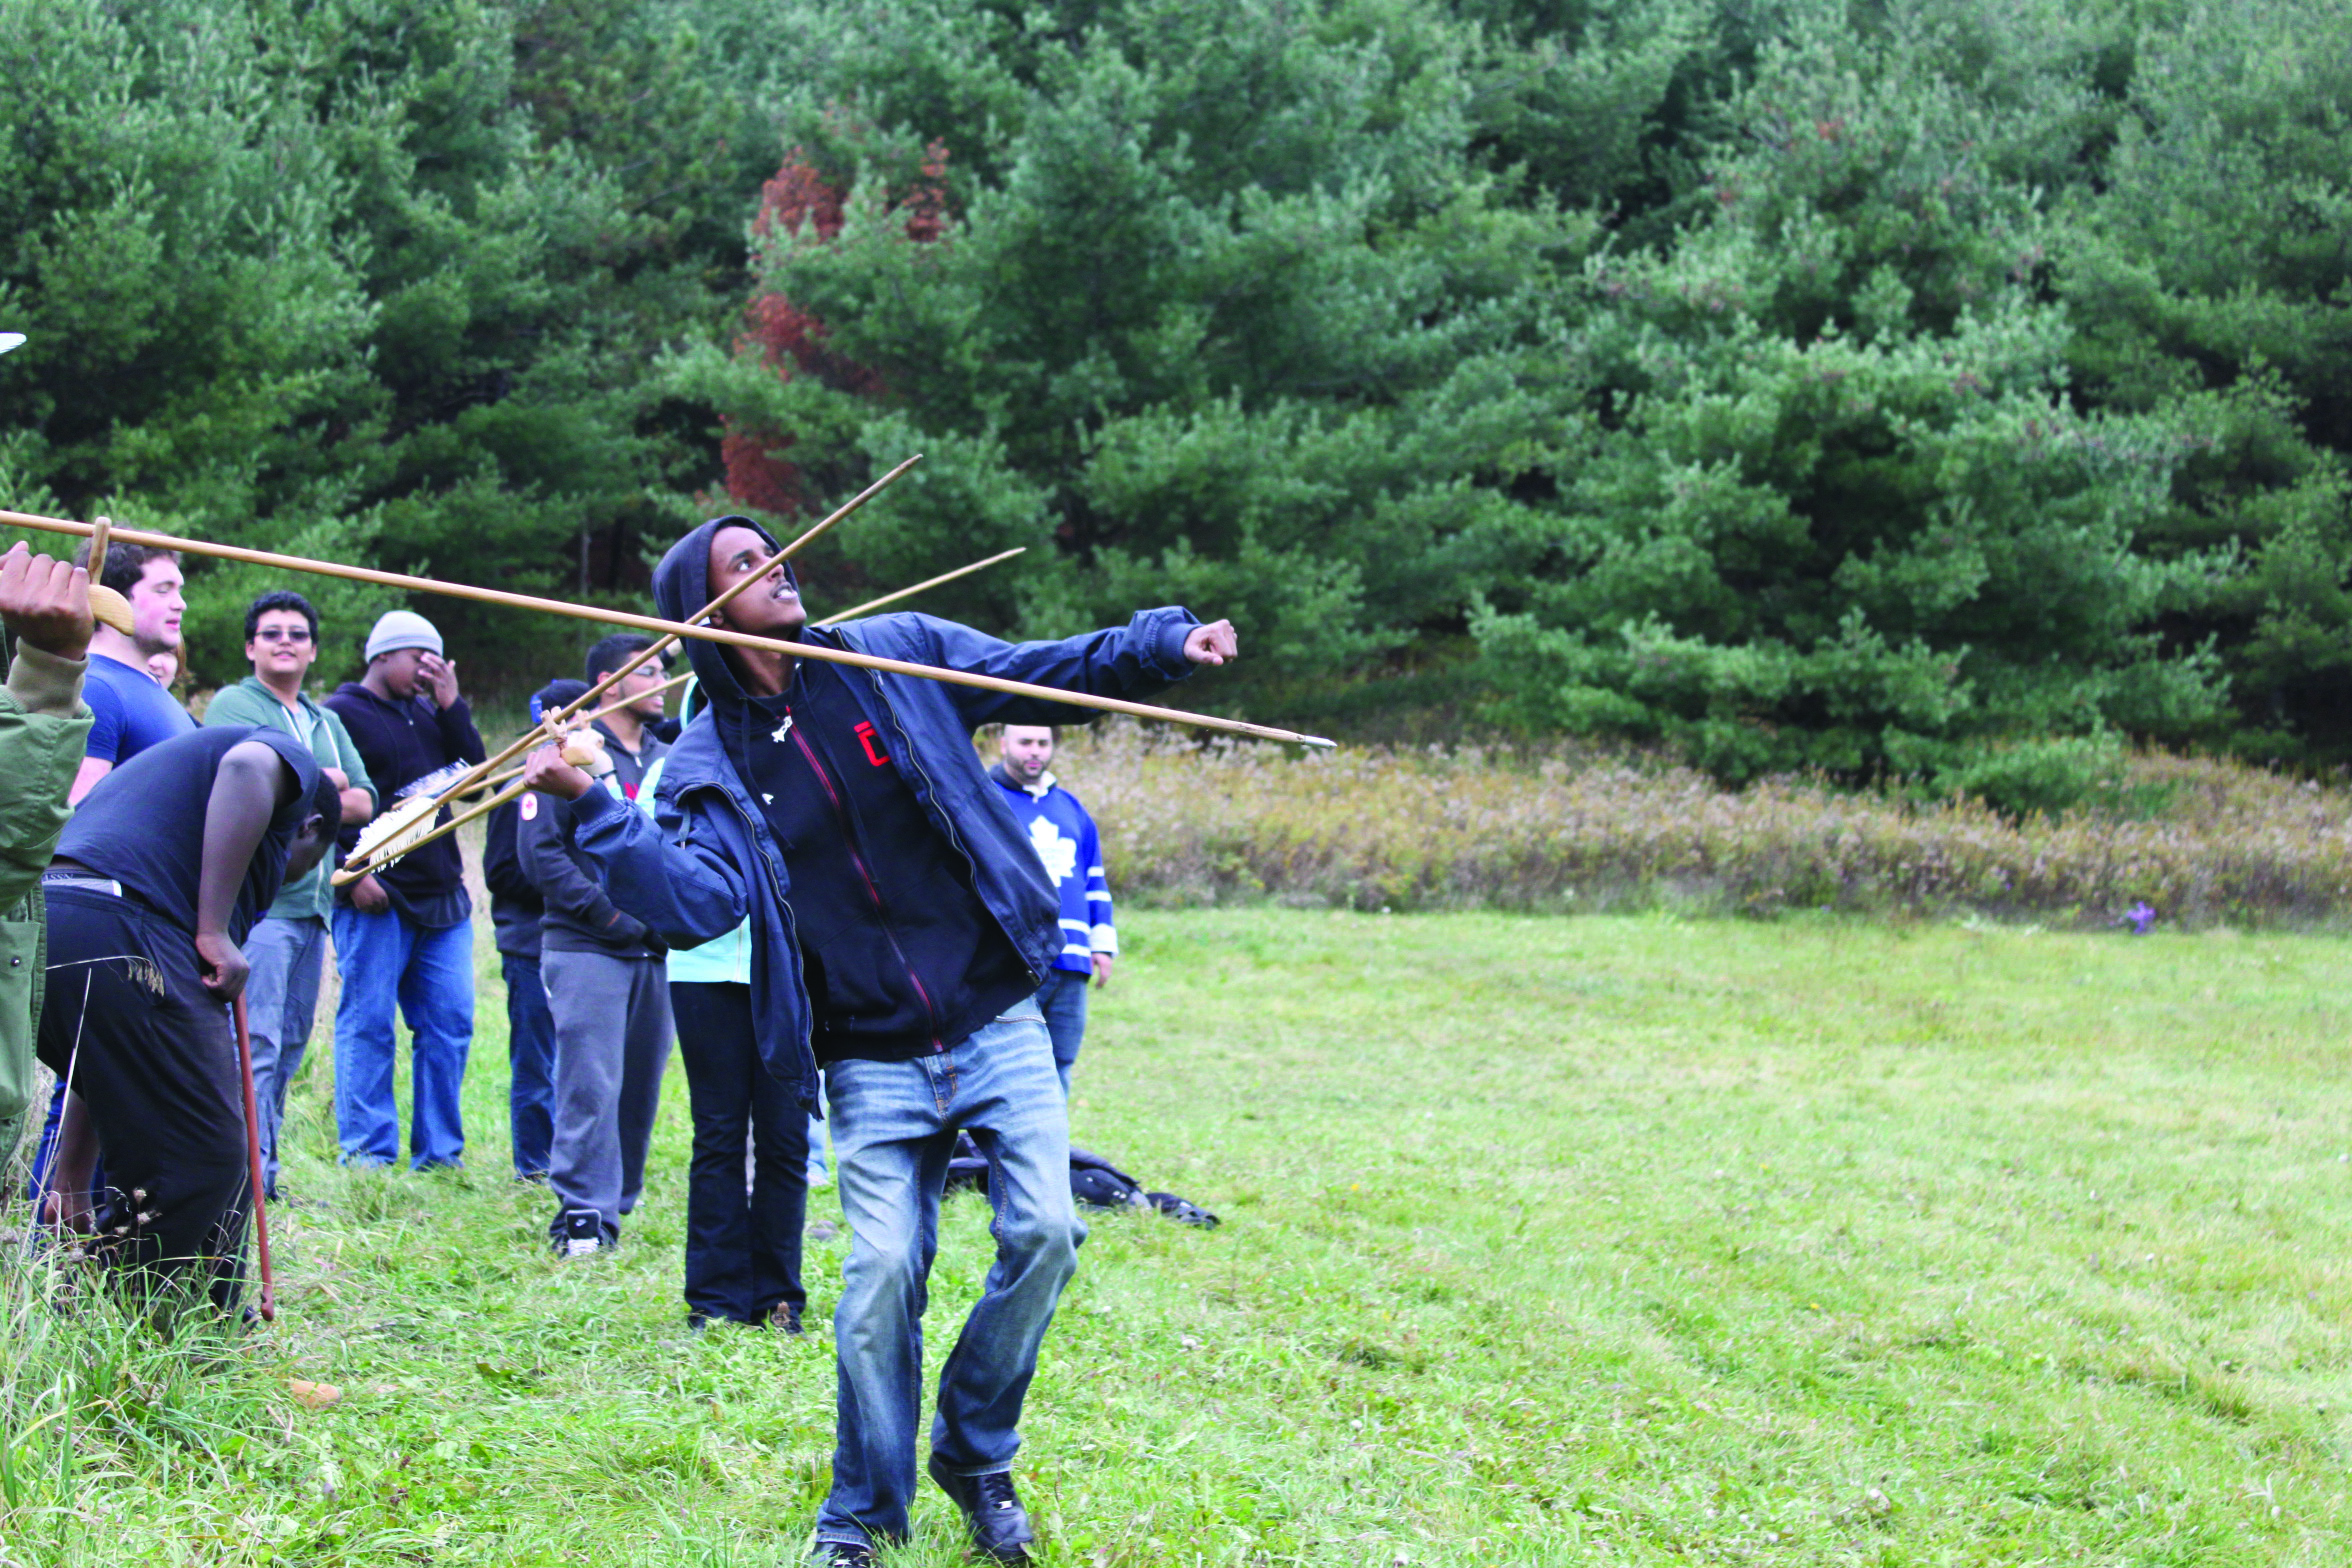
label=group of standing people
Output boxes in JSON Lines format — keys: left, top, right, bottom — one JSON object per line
{"left": 0, "top": 510, "right": 1204, "bottom": 1567}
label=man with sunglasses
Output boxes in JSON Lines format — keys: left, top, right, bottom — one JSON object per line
{"left": 202, "top": 591, "right": 377, "bottom": 1196}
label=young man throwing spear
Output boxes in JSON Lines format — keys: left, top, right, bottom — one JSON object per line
{"left": 522, "top": 516, "right": 1235, "bottom": 1567}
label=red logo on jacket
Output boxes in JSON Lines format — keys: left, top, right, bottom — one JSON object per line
{"left": 853, "top": 721, "right": 890, "bottom": 767}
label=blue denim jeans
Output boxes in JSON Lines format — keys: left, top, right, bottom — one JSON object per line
{"left": 329, "top": 906, "right": 473, "bottom": 1169}
{"left": 671, "top": 980, "right": 805, "bottom": 1323}
{"left": 1034, "top": 967, "right": 1090, "bottom": 1097}
{"left": 502, "top": 954, "right": 557, "bottom": 1180}
{"left": 26, "top": 1081, "right": 99, "bottom": 1207}
{"left": 815, "top": 1006, "right": 1082, "bottom": 1550}
{"left": 243, "top": 913, "right": 329, "bottom": 1197}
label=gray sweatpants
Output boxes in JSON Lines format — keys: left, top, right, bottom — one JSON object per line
{"left": 542, "top": 948, "right": 673, "bottom": 1240}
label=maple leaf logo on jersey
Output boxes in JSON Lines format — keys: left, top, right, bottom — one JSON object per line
{"left": 1027, "top": 816, "right": 1078, "bottom": 884}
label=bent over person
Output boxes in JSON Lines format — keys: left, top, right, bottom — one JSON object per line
{"left": 38, "top": 727, "right": 338, "bottom": 1313}
{"left": 523, "top": 515, "right": 1236, "bottom": 1566}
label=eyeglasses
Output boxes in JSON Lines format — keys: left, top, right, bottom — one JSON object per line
{"left": 254, "top": 627, "right": 313, "bottom": 644}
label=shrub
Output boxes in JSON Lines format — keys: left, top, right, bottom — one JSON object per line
{"left": 1047, "top": 723, "right": 2352, "bottom": 927}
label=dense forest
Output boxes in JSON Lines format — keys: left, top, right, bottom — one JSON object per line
{"left": 0, "top": 0, "right": 2345, "bottom": 807}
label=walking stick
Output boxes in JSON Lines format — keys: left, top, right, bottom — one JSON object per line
{"left": 231, "top": 993, "right": 277, "bottom": 1323}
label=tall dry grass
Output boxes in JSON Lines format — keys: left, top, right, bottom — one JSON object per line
{"left": 1046, "top": 725, "right": 2352, "bottom": 927}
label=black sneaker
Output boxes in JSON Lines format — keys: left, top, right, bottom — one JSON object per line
{"left": 805, "top": 1541, "right": 877, "bottom": 1567}
{"left": 768, "top": 1302, "right": 804, "bottom": 1335}
{"left": 927, "top": 1457, "right": 1034, "bottom": 1564}
{"left": 553, "top": 1207, "right": 606, "bottom": 1259}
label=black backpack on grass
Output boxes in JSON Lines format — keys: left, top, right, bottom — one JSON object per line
{"left": 944, "top": 1133, "right": 1219, "bottom": 1229}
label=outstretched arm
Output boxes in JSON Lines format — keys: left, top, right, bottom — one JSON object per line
{"left": 196, "top": 740, "right": 302, "bottom": 1000}
{"left": 523, "top": 747, "right": 750, "bottom": 948}
{"left": 873, "top": 607, "right": 1237, "bottom": 730}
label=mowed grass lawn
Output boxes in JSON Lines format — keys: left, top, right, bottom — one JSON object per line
{"left": 10, "top": 909, "right": 2352, "bottom": 1566}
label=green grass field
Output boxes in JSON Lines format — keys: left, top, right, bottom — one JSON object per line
{"left": 6, "top": 909, "right": 2352, "bottom": 1566}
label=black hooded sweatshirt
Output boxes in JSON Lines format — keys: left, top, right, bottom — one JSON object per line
{"left": 326, "top": 681, "right": 486, "bottom": 928}
{"left": 485, "top": 678, "right": 590, "bottom": 962}
{"left": 657, "top": 517, "right": 1034, "bottom": 1063}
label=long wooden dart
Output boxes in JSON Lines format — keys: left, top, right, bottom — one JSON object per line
{"left": 1, "top": 482, "right": 1322, "bottom": 752}
{"left": 327, "top": 621, "right": 1322, "bottom": 884}
{"left": 345, "top": 554, "right": 1026, "bottom": 873}
{"left": 344, "top": 634, "right": 1326, "bottom": 883}
{"left": 0, "top": 459, "right": 914, "bottom": 658}
{"left": 346, "top": 617, "right": 1330, "bottom": 880}
{"left": 330, "top": 454, "right": 924, "bottom": 827}
{"left": 312, "top": 458, "right": 924, "bottom": 884}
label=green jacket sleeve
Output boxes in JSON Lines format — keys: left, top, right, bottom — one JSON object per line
{"left": 0, "top": 641, "right": 92, "bottom": 1132}
{"left": 0, "top": 643, "right": 92, "bottom": 909}
{"left": 325, "top": 708, "right": 379, "bottom": 814}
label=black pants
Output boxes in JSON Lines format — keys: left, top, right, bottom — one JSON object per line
{"left": 670, "top": 980, "right": 807, "bottom": 1324}
{"left": 37, "top": 886, "right": 250, "bottom": 1315}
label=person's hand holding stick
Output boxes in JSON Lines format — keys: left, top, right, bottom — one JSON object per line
{"left": 0, "top": 540, "right": 95, "bottom": 662}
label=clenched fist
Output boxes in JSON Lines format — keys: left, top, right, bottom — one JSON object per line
{"left": 0, "top": 542, "right": 93, "bottom": 661}
{"left": 522, "top": 743, "right": 595, "bottom": 802}
{"left": 1182, "top": 619, "right": 1238, "bottom": 666}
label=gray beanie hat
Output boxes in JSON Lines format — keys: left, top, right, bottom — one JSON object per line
{"left": 365, "top": 609, "right": 443, "bottom": 662}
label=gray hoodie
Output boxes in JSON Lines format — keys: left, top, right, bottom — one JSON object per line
{"left": 515, "top": 719, "right": 667, "bottom": 956}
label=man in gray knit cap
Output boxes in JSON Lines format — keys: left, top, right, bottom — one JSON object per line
{"left": 323, "top": 610, "right": 485, "bottom": 1169}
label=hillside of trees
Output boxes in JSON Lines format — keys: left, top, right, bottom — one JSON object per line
{"left": 0, "top": 0, "right": 2345, "bottom": 808}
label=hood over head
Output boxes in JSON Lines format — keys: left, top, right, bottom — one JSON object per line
{"left": 653, "top": 515, "right": 798, "bottom": 710}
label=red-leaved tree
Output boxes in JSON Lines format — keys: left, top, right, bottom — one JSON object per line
{"left": 722, "top": 141, "right": 949, "bottom": 517}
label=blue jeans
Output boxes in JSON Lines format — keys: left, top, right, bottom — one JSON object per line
{"left": 671, "top": 980, "right": 805, "bottom": 1323}
{"left": 815, "top": 1006, "right": 1082, "bottom": 1550}
{"left": 502, "top": 954, "right": 557, "bottom": 1179}
{"left": 26, "top": 1084, "right": 99, "bottom": 1207}
{"left": 243, "top": 914, "right": 329, "bottom": 1198}
{"left": 329, "top": 906, "right": 473, "bottom": 1169}
{"left": 1035, "top": 967, "right": 1090, "bottom": 1097}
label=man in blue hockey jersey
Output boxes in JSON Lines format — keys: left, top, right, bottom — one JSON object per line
{"left": 989, "top": 726, "right": 1112, "bottom": 1097}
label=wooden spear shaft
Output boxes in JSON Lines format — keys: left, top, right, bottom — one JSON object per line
{"left": 439, "top": 672, "right": 693, "bottom": 799}
{"left": 255, "top": 455, "right": 923, "bottom": 861}
{"left": 339, "top": 550, "right": 1037, "bottom": 877}
{"left": 330, "top": 466, "right": 924, "bottom": 885}
{"left": 0, "top": 458, "right": 905, "bottom": 644}
{"left": 0, "top": 494, "right": 1332, "bottom": 751}
{"left": 343, "top": 604, "right": 1329, "bottom": 877}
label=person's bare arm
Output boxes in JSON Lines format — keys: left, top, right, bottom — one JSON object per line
{"left": 68, "top": 755, "right": 111, "bottom": 805}
{"left": 195, "top": 741, "right": 302, "bottom": 1000}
